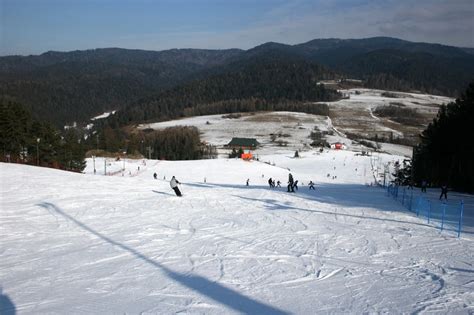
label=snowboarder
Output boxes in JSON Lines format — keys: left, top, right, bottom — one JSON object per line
{"left": 170, "top": 176, "right": 182, "bottom": 197}
{"left": 153, "top": 172, "right": 157, "bottom": 179}
{"left": 439, "top": 184, "right": 448, "bottom": 200}
{"left": 288, "top": 173, "right": 294, "bottom": 192}
{"left": 276, "top": 180, "right": 281, "bottom": 188}
{"left": 309, "top": 181, "right": 315, "bottom": 190}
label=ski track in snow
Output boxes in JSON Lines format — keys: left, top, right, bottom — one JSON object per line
{"left": 1, "top": 148, "right": 473, "bottom": 314}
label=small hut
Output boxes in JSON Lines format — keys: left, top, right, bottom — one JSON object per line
{"left": 226, "top": 137, "right": 259, "bottom": 150}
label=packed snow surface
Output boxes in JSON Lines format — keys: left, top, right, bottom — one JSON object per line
{"left": 1, "top": 149, "right": 473, "bottom": 314}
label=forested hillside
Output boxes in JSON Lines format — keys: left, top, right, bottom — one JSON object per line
{"left": 1, "top": 37, "right": 473, "bottom": 128}
{"left": 294, "top": 37, "right": 474, "bottom": 96}
{"left": 109, "top": 54, "right": 339, "bottom": 126}
{"left": 0, "top": 48, "right": 242, "bottom": 127}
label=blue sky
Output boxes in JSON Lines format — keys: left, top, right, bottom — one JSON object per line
{"left": 1, "top": 0, "right": 473, "bottom": 55}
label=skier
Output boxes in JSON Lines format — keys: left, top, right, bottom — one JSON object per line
{"left": 309, "top": 181, "right": 315, "bottom": 190}
{"left": 276, "top": 180, "right": 281, "bottom": 187}
{"left": 272, "top": 179, "right": 276, "bottom": 187}
{"left": 421, "top": 180, "right": 427, "bottom": 193}
{"left": 293, "top": 180, "right": 299, "bottom": 191}
{"left": 439, "top": 184, "right": 448, "bottom": 200}
{"left": 246, "top": 179, "right": 249, "bottom": 186}
{"left": 287, "top": 173, "right": 294, "bottom": 192}
{"left": 268, "top": 177, "right": 273, "bottom": 188}
{"left": 170, "top": 176, "right": 182, "bottom": 197}
{"left": 153, "top": 172, "right": 157, "bottom": 179}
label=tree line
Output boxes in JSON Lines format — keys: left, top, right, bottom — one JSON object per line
{"left": 0, "top": 98, "right": 86, "bottom": 171}
{"left": 116, "top": 127, "right": 215, "bottom": 160}
{"left": 412, "top": 83, "right": 474, "bottom": 192}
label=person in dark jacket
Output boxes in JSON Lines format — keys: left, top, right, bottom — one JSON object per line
{"left": 293, "top": 180, "right": 299, "bottom": 191}
{"left": 287, "top": 173, "right": 294, "bottom": 192}
{"left": 309, "top": 181, "right": 315, "bottom": 190}
{"left": 421, "top": 180, "right": 427, "bottom": 193}
{"left": 170, "top": 176, "right": 182, "bottom": 196}
{"left": 268, "top": 177, "right": 273, "bottom": 188}
{"left": 439, "top": 184, "right": 448, "bottom": 200}
{"left": 153, "top": 173, "right": 157, "bottom": 180}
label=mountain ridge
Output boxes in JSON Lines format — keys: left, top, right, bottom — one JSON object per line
{"left": 1, "top": 36, "right": 473, "bottom": 126}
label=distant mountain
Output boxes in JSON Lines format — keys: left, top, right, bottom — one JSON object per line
{"left": 1, "top": 37, "right": 473, "bottom": 127}
{"left": 296, "top": 37, "right": 470, "bottom": 59}
{"left": 292, "top": 37, "right": 474, "bottom": 96}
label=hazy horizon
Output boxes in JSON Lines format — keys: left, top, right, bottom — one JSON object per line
{"left": 2, "top": 35, "right": 474, "bottom": 57}
{"left": 2, "top": 0, "right": 473, "bottom": 56}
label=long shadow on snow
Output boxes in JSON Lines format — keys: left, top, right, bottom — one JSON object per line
{"left": 0, "top": 287, "right": 16, "bottom": 315}
{"left": 152, "top": 190, "right": 175, "bottom": 197}
{"left": 187, "top": 181, "right": 412, "bottom": 212}
{"left": 188, "top": 181, "right": 472, "bottom": 233}
{"left": 400, "top": 189, "right": 474, "bottom": 235}
{"left": 36, "top": 202, "right": 289, "bottom": 315}
{"left": 185, "top": 182, "right": 269, "bottom": 190}
{"left": 234, "top": 195, "right": 433, "bottom": 230}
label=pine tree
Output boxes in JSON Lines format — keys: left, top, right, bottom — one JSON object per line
{"left": 413, "top": 83, "right": 474, "bottom": 192}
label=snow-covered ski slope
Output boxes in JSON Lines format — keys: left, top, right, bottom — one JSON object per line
{"left": 1, "top": 149, "right": 473, "bottom": 314}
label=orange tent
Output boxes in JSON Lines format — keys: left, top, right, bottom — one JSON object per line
{"left": 241, "top": 153, "right": 253, "bottom": 160}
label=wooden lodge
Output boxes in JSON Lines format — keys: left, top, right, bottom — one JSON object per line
{"left": 226, "top": 137, "right": 259, "bottom": 150}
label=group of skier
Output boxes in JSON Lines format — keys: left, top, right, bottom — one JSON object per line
{"left": 420, "top": 179, "right": 449, "bottom": 200}
{"left": 154, "top": 171, "right": 317, "bottom": 197}
{"left": 264, "top": 174, "right": 315, "bottom": 192}
{"left": 267, "top": 178, "right": 281, "bottom": 188}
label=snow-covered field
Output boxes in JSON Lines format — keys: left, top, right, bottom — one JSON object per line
{"left": 140, "top": 111, "right": 332, "bottom": 155}
{"left": 320, "top": 88, "right": 453, "bottom": 143}
{"left": 140, "top": 110, "right": 414, "bottom": 157}
{"left": 1, "top": 148, "right": 473, "bottom": 314}
{"left": 137, "top": 88, "right": 454, "bottom": 158}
